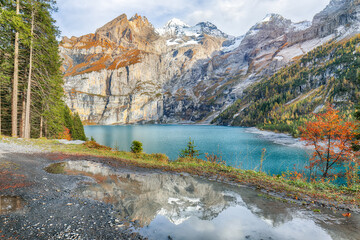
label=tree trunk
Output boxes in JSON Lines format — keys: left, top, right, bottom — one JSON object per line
{"left": 24, "top": 7, "right": 35, "bottom": 139}
{"left": 11, "top": 0, "right": 20, "bottom": 137}
{"left": 44, "top": 119, "right": 47, "bottom": 138}
{"left": 39, "top": 115, "right": 43, "bottom": 138}
{"left": 19, "top": 94, "right": 25, "bottom": 138}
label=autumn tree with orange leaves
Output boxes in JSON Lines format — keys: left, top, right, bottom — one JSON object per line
{"left": 299, "top": 105, "right": 359, "bottom": 179}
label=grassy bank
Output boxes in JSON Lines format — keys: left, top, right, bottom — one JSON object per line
{"left": 1, "top": 136, "right": 359, "bottom": 212}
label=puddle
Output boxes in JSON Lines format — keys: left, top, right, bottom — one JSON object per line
{"left": 0, "top": 196, "right": 25, "bottom": 214}
{"left": 46, "top": 161, "right": 360, "bottom": 240}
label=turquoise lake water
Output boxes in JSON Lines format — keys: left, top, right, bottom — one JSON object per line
{"left": 84, "top": 125, "right": 310, "bottom": 175}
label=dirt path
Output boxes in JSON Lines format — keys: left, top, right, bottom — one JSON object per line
{"left": 0, "top": 143, "right": 144, "bottom": 240}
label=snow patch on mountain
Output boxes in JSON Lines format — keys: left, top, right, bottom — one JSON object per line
{"left": 276, "top": 34, "right": 336, "bottom": 62}
{"left": 291, "top": 21, "right": 311, "bottom": 31}
{"left": 221, "top": 36, "right": 244, "bottom": 53}
{"left": 166, "top": 38, "right": 200, "bottom": 47}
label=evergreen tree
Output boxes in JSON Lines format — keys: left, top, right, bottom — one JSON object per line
{"left": 72, "top": 113, "right": 86, "bottom": 141}
{"left": 63, "top": 106, "right": 74, "bottom": 134}
{"left": 130, "top": 140, "right": 143, "bottom": 153}
{"left": 0, "top": 0, "right": 86, "bottom": 139}
{"left": 179, "top": 137, "right": 200, "bottom": 158}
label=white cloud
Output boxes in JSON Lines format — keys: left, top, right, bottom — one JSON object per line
{"left": 53, "top": 0, "right": 330, "bottom": 38}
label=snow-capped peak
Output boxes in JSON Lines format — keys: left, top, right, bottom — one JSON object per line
{"left": 193, "top": 22, "right": 228, "bottom": 38}
{"left": 246, "top": 13, "right": 291, "bottom": 36}
{"left": 156, "top": 18, "right": 190, "bottom": 36}
{"left": 165, "top": 18, "right": 190, "bottom": 28}
{"left": 157, "top": 18, "right": 229, "bottom": 40}
{"left": 261, "top": 13, "right": 285, "bottom": 23}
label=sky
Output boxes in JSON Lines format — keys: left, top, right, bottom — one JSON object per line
{"left": 53, "top": 0, "right": 330, "bottom": 38}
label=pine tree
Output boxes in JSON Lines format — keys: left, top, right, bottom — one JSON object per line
{"left": 179, "top": 137, "right": 200, "bottom": 158}
{"left": 63, "top": 106, "right": 74, "bottom": 136}
{"left": 0, "top": 0, "right": 86, "bottom": 139}
{"left": 72, "top": 113, "right": 86, "bottom": 141}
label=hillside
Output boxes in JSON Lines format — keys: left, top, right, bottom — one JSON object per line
{"left": 213, "top": 35, "right": 360, "bottom": 135}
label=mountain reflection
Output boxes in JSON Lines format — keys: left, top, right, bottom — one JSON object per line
{"left": 64, "top": 161, "right": 238, "bottom": 226}
{"left": 52, "top": 160, "right": 359, "bottom": 240}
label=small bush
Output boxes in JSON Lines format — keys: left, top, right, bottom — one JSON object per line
{"left": 175, "top": 157, "right": 205, "bottom": 164}
{"left": 58, "top": 127, "right": 71, "bottom": 140}
{"left": 130, "top": 140, "right": 143, "bottom": 153}
{"left": 204, "top": 153, "right": 226, "bottom": 165}
{"left": 150, "top": 153, "right": 169, "bottom": 164}
{"left": 84, "top": 141, "right": 111, "bottom": 150}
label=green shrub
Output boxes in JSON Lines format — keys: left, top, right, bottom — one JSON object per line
{"left": 130, "top": 140, "right": 143, "bottom": 153}
{"left": 179, "top": 137, "right": 200, "bottom": 158}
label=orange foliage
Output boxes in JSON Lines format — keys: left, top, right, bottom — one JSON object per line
{"left": 58, "top": 127, "right": 72, "bottom": 140}
{"left": 108, "top": 49, "right": 142, "bottom": 70}
{"left": 65, "top": 55, "right": 111, "bottom": 77}
{"left": 64, "top": 49, "right": 142, "bottom": 77}
{"left": 299, "top": 105, "right": 359, "bottom": 178}
{"left": 60, "top": 34, "right": 116, "bottom": 50}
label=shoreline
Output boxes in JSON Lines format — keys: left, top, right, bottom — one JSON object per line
{"left": 0, "top": 136, "right": 358, "bottom": 214}
{"left": 244, "top": 127, "right": 312, "bottom": 150}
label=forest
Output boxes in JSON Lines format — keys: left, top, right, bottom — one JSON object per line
{"left": 0, "top": 0, "right": 85, "bottom": 140}
{"left": 214, "top": 35, "right": 360, "bottom": 137}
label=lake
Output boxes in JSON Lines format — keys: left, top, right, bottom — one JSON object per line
{"left": 84, "top": 125, "right": 310, "bottom": 175}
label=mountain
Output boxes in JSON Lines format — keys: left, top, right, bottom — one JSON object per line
{"left": 60, "top": 0, "right": 360, "bottom": 125}
{"left": 213, "top": 34, "right": 360, "bottom": 136}
{"left": 212, "top": 0, "right": 360, "bottom": 133}
{"left": 156, "top": 18, "right": 228, "bottom": 38}
{"left": 60, "top": 15, "right": 227, "bottom": 124}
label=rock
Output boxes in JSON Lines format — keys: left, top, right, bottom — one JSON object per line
{"left": 60, "top": 1, "right": 360, "bottom": 125}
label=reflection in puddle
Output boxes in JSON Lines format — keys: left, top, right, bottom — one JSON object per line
{"left": 0, "top": 196, "right": 25, "bottom": 214}
{"left": 47, "top": 161, "right": 360, "bottom": 240}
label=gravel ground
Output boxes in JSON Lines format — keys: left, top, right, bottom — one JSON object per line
{"left": 0, "top": 141, "right": 145, "bottom": 240}
{"left": 0, "top": 138, "right": 48, "bottom": 154}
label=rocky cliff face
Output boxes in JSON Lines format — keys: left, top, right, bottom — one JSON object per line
{"left": 60, "top": 0, "right": 360, "bottom": 125}
{"left": 60, "top": 15, "right": 225, "bottom": 124}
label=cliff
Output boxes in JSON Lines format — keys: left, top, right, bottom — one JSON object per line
{"left": 60, "top": 15, "right": 225, "bottom": 124}
{"left": 60, "top": 0, "right": 360, "bottom": 125}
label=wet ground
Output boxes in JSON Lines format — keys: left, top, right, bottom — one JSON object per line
{"left": 0, "top": 148, "right": 359, "bottom": 239}
{"left": 0, "top": 152, "right": 144, "bottom": 239}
